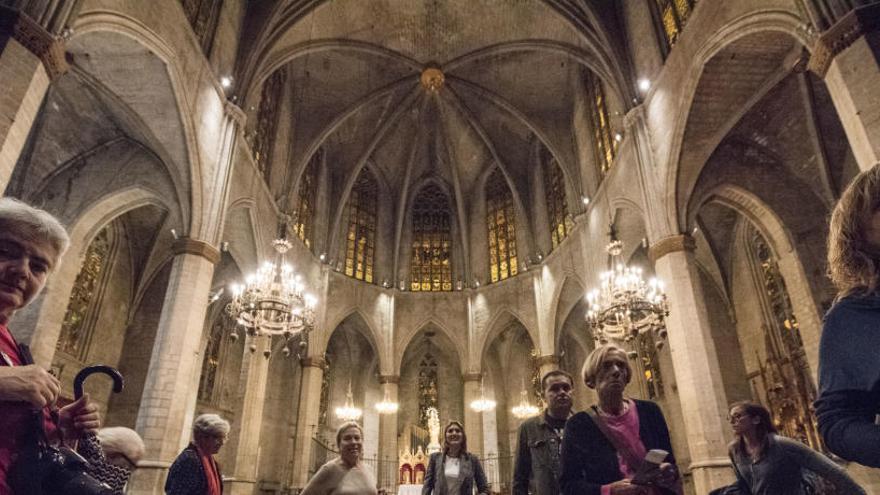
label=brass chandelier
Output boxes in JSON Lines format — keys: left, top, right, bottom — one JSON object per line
{"left": 227, "top": 238, "right": 317, "bottom": 357}
{"left": 585, "top": 233, "right": 668, "bottom": 349}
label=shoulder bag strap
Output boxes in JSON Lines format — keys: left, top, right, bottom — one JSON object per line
{"left": 585, "top": 406, "right": 644, "bottom": 472}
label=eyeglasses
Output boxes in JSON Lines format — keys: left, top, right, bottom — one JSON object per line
{"left": 728, "top": 412, "right": 748, "bottom": 422}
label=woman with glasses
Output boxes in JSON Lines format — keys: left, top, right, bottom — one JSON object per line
{"left": 422, "top": 421, "right": 489, "bottom": 495}
{"left": 165, "top": 413, "right": 230, "bottom": 495}
{"left": 725, "top": 402, "right": 864, "bottom": 495}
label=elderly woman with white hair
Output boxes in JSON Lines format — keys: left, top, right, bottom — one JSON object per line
{"left": 165, "top": 413, "right": 230, "bottom": 495}
{"left": 560, "top": 345, "right": 681, "bottom": 495}
{"left": 0, "top": 198, "right": 101, "bottom": 493}
{"left": 78, "top": 426, "right": 146, "bottom": 494}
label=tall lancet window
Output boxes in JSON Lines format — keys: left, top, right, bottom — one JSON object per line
{"left": 486, "top": 168, "right": 518, "bottom": 283}
{"left": 293, "top": 150, "right": 319, "bottom": 250}
{"left": 57, "top": 226, "right": 114, "bottom": 359}
{"left": 747, "top": 225, "right": 823, "bottom": 451}
{"left": 585, "top": 71, "right": 617, "bottom": 178}
{"left": 410, "top": 185, "right": 453, "bottom": 292}
{"left": 179, "top": 0, "right": 222, "bottom": 54}
{"left": 344, "top": 168, "right": 378, "bottom": 283}
{"left": 198, "top": 318, "right": 229, "bottom": 403}
{"left": 252, "top": 69, "right": 286, "bottom": 180}
{"left": 653, "top": 0, "right": 696, "bottom": 51}
{"left": 543, "top": 154, "right": 573, "bottom": 250}
{"left": 418, "top": 350, "right": 439, "bottom": 428}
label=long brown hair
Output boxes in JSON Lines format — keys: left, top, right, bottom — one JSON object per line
{"left": 442, "top": 420, "right": 468, "bottom": 455}
{"left": 828, "top": 165, "right": 880, "bottom": 298}
{"left": 729, "top": 401, "right": 777, "bottom": 457}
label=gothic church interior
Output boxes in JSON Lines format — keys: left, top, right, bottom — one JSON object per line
{"left": 1, "top": 0, "right": 879, "bottom": 493}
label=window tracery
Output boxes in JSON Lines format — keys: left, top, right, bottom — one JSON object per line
{"left": 486, "top": 168, "right": 517, "bottom": 283}
{"left": 543, "top": 154, "right": 573, "bottom": 250}
{"left": 410, "top": 185, "right": 453, "bottom": 291}
{"left": 252, "top": 69, "right": 286, "bottom": 180}
{"left": 584, "top": 71, "right": 617, "bottom": 178}
{"left": 653, "top": 0, "right": 696, "bottom": 51}
{"left": 197, "top": 318, "right": 227, "bottom": 403}
{"left": 747, "top": 226, "right": 823, "bottom": 451}
{"left": 344, "top": 169, "right": 378, "bottom": 283}
{"left": 293, "top": 150, "right": 319, "bottom": 250}
{"left": 179, "top": 0, "right": 221, "bottom": 54}
{"left": 418, "top": 351, "right": 439, "bottom": 428}
{"left": 57, "top": 226, "right": 114, "bottom": 359}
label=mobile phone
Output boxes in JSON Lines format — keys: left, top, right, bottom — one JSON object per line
{"left": 631, "top": 449, "right": 669, "bottom": 485}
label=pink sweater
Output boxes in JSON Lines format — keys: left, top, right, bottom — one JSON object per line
{"left": 598, "top": 401, "right": 658, "bottom": 495}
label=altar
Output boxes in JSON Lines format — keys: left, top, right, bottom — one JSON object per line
{"left": 397, "top": 484, "right": 423, "bottom": 495}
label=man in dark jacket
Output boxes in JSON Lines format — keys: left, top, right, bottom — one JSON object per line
{"left": 512, "top": 370, "right": 574, "bottom": 495}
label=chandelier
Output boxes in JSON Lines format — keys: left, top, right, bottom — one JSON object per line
{"left": 511, "top": 388, "right": 540, "bottom": 419}
{"left": 469, "top": 377, "right": 496, "bottom": 412}
{"left": 336, "top": 381, "right": 363, "bottom": 421}
{"left": 585, "top": 236, "right": 669, "bottom": 349}
{"left": 374, "top": 388, "right": 399, "bottom": 414}
{"left": 227, "top": 238, "right": 317, "bottom": 357}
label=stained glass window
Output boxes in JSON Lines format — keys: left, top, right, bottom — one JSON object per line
{"left": 179, "top": 0, "right": 221, "bottom": 54}
{"left": 197, "top": 321, "right": 225, "bottom": 403}
{"left": 293, "top": 150, "right": 319, "bottom": 250}
{"left": 344, "top": 169, "right": 378, "bottom": 283}
{"left": 748, "top": 227, "right": 824, "bottom": 451}
{"left": 654, "top": 0, "right": 696, "bottom": 50}
{"left": 252, "top": 70, "right": 286, "bottom": 180}
{"left": 486, "top": 168, "right": 518, "bottom": 283}
{"left": 543, "top": 154, "right": 573, "bottom": 250}
{"left": 410, "top": 185, "right": 453, "bottom": 291}
{"left": 585, "top": 71, "right": 617, "bottom": 178}
{"left": 57, "top": 226, "right": 113, "bottom": 358}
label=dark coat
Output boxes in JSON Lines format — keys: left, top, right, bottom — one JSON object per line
{"left": 421, "top": 452, "right": 488, "bottom": 495}
{"left": 559, "top": 400, "right": 678, "bottom": 495}
{"left": 512, "top": 413, "right": 564, "bottom": 495}
{"left": 164, "top": 444, "right": 223, "bottom": 495}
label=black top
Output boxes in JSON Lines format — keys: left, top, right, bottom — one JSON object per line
{"left": 559, "top": 399, "right": 677, "bottom": 495}
{"left": 164, "top": 444, "right": 223, "bottom": 495}
{"left": 815, "top": 293, "right": 880, "bottom": 467}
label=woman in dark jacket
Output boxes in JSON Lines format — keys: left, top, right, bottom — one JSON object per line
{"left": 560, "top": 345, "right": 681, "bottom": 495}
{"left": 817, "top": 165, "right": 880, "bottom": 467}
{"left": 421, "top": 421, "right": 489, "bottom": 495}
{"left": 165, "top": 413, "right": 229, "bottom": 495}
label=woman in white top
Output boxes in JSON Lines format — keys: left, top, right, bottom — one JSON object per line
{"left": 422, "top": 421, "right": 489, "bottom": 495}
{"left": 302, "top": 422, "right": 379, "bottom": 495}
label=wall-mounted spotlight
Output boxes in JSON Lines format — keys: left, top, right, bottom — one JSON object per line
{"left": 220, "top": 76, "right": 233, "bottom": 89}
{"left": 170, "top": 228, "right": 179, "bottom": 240}
{"left": 638, "top": 79, "right": 651, "bottom": 92}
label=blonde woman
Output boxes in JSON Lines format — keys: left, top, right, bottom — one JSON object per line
{"left": 301, "top": 422, "right": 378, "bottom": 495}
{"left": 818, "top": 164, "right": 880, "bottom": 467}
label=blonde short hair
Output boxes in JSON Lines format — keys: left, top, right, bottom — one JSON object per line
{"left": 97, "top": 427, "right": 145, "bottom": 464}
{"left": 0, "top": 198, "right": 69, "bottom": 263}
{"left": 335, "top": 421, "right": 362, "bottom": 447}
{"left": 192, "top": 413, "right": 230, "bottom": 438}
{"left": 581, "top": 345, "right": 631, "bottom": 389}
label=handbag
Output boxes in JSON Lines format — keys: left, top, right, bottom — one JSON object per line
{"left": 7, "top": 344, "right": 123, "bottom": 495}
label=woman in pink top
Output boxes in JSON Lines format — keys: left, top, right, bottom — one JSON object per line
{"left": 559, "top": 345, "right": 681, "bottom": 495}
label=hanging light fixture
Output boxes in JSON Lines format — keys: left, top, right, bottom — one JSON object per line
{"left": 336, "top": 381, "right": 363, "bottom": 421}
{"left": 374, "top": 388, "right": 399, "bottom": 414}
{"left": 511, "top": 387, "right": 540, "bottom": 419}
{"left": 469, "top": 376, "right": 496, "bottom": 412}
{"left": 585, "top": 228, "right": 668, "bottom": 349}
{"left": 226, "top": 238, "right": 317, "bottom": 357}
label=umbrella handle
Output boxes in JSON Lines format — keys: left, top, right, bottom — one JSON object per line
{"left": 73, "top": 365, "right": 124, "bottom": 400}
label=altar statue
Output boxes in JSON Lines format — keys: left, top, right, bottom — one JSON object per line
{"left": 426, "top": 407, "right": 441, "bottom": 453}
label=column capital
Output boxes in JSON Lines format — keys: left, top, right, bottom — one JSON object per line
{"left": 223, "top": 101, "right": 247, "bottom": 127}
{"left": 379, "top": 374, "right": 400, "bottom": 384}
{"left": 648, "top": 234, "right": 695, "bottom": 262}
{"left": 462, "top": 372, "right": 482, "bottom": 382}
{"left": 622, "top": 104, "right": 646, "bottom": 130}
{"left": 300, "top": 356, "right": 327, "bottom": 369}
{"left": 809, "top": 3, "right": 880, "bottom": 76}
{"left": 0, "top": 6, "right": 68, "bottom": 80}
{"left": 172, "top": 237, "right": 221, "bottom": 265}
{"left": 535, "top": 354, "right": 560, "bottom": 368}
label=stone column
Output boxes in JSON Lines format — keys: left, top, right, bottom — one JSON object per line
{"left": 809, "top": 3, "right": 880, "bottom": 170}
{"left": 127, "top": 238, "right": 220, "bottom": 495}
{"left": 0, "top": 6, "right": 68, "bottom": 193}
{"left": 377, "top": 375, "right": 399, "bottom": 492}
{"left": 648, "top": 235, "right": 734, "bottom": 493}
{"left": 535, "top": 354, "right": 560, "bottom": 379}
{"left": 225, "top": 335, "right": 272, "bottom": 495}
{"left": 290, "top": 356, "right": 326, "bottom": 489}
{"left": 462, "top": 372, "right": 484, "bottom": 457}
